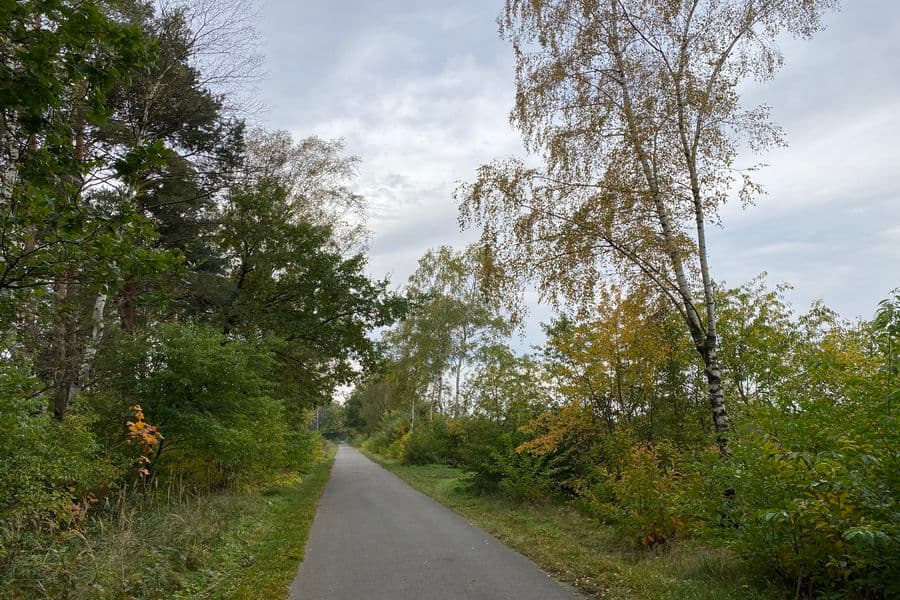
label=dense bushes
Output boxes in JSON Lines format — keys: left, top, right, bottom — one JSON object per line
{"left": 718, "top": 301, "right": 898, "bottom": 596}
{"left": 90, "top": 324, "right": 294, "bottom": 487}
{"left": 0, "top": 323, "right": 333, "bottom": 596}
{"left": 362, "top": 413, "right": 456, "bottom": 465}
{"left": 361, "top": 413, "right": 561, "bottom": 502}
{"left": 448, "top": 417, "right": 557, "bottom": 501}
{"left": 731, "top": 427, "right": 898, "bottom": 597}
{"left": 0, "top": 352, "right": 112, "bottom": 524}
{"left": 592, "top": 444, "right": 717, "bottom": 547}
{"left": 354, "top": 286, "right": 900, "bottom": 597}
{"left": 361, "top": 410, "right": 409, "bottom": 457}
{"left": 1, "top": 323, "right": 329, "bottom": 532}
{"left": 725, "top": 326, "right": 899, "bottom": 595}
{"left": 402, "top": 419, "right": 454, "bottom": 465}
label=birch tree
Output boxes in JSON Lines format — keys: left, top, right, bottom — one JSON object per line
{"left": 237, "top": 130, "right": 367, "bottom": 253}
{"left": 458, "top": 0, "right": 837, "bottom": 452}
{"left": 398, "top": 246, "right": 509, "bottom": 417}
{"left": 414, "top": 247, "right": 507, "bottom": 409}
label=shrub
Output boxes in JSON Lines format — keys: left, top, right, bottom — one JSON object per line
{"left": 90, "top": 324, "right": 292, "bottom": 487}
{"left": 606, "top": 444, "right": 696, "bottom": 547}
{"left": 386, "top": 431, "right": 410, "bottom": 460}
{"left": 516, "top": 402, "right": 605, "bottom": 495}
{"left": 447, "top": 417, "right": 509, "bottom": 491}
{"left": 724, "top": 307, "right": 899, "bottom": 597}
{"left": 0, "top": 345, "right": 115, "bottom": 526}
{"left": 360, "top": 429, "right": 391, "bottom": 455}
{"left": 402, "top": 420, "right": 453, "bottom": 465}
{"left": 284, "top": 426, "right": 324, "bottom": 471}
{"left": 361, "top": 410, "right": 409, "bottom": 455}
{"left": 448, "top": 417, "right": 558, "bottom": 502}
{"left": 730, "top": 424, "right": 899, "bottom": 597}
{"left": 495, "top": 451, "right": 558, "bottom": 503}
{"left": 570, "top": 473, "right": 622, "bottom": 524}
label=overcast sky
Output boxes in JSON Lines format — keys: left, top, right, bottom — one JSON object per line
{"left": 254, "top": 1, "right": 900, "bottom": 344}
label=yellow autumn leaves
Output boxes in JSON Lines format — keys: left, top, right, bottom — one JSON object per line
{"left": 126, "top": 405, "right": 163, "bottom": 478}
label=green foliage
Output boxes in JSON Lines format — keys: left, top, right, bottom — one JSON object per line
{"left": 212, "top": 158, "right": 404, "bottom": 409}
{"left": 492, "top": 452, "right": 559, "bottom": 503}
{"left": 670, "top": 296, "right": 894, "bottom": 596}
{"left": 873, "top": 288, "right": 900, "bottom": 391}
{"left": 717, "top": 277, "right": 797, "bottom": 406}
{"left": 0, "top": 447, "right": 334, "bottom": 599}
{"left": 401, "top": 420, "right": 454, "bottom": 465}
{"left": 730, "top": 427, "right": 898, "bottom": 597}
{"left": 91, "top": 323, "right": 289, "bottom": 486}
{"left": 722, "top": 306, "right": 899, "bottom": 596}
{"left": 603, "top": 444, "right": 713, "bottom": 548}
{"left": 284, "top": 427, "right": 324, "bottom": 471}
{"left": 0, "top": 344, "right": 113, "bottom": 525}
{"left": 361, "top": 410, "right": 410, "bottom": 457}
{"left": 448, "top": 417, "right": 554, "bottom": 502}
{"left": 0, "top": 0, "right": 170, "bottom": 300}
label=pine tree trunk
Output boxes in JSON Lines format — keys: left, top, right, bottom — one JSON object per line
{"left": 52, "top": 325, "right": 70, "bottom": 418}
{"left": 51, "top": 280, "right": 74, "bottom": 418}
{"left": 51, "top": 97, "right": 87, "bottom": 418}
{"left": 119, "top": 277, "right": 137, "bottom": 332}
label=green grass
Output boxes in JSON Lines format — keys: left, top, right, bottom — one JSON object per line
{"left": 0, "top": 446, "right": 335, "bottom": 600}
{"left": 361, "top": 449, "right": 785, "bottom": 600}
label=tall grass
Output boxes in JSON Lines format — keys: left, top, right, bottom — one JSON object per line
{"left": 0, "top": 447, "right": 335, "bottom": 600}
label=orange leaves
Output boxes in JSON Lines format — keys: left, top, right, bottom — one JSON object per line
{"left": 126, "top": 405, "right": 163, "bottom": 478}
{"left": 542, "top": 284, "right": 684, "bottom": 429}
{"left": 517, "top": 402, "right": 593, "bottom": 457}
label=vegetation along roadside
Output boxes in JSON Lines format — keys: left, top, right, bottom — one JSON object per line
{"left": 0, "top": 443, "right": 334, "bottom": 600}
{"left": 360, "top": 447, "right": 786, "bottom": 600}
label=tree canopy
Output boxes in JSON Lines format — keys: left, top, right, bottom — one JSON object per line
{"left": 458, "top": 0, "right": 838, "bottom": 450}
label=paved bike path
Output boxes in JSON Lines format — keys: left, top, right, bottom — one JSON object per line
{"left": 290, "top": 445, "right": 576, "bottom": 600}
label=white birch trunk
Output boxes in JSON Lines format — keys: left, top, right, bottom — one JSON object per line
{"left": 0, "top": 113, "right": 18, "bottom": 205}
{"left": 67, "top": 293, "right": 107, "bottom": 405}
{"left": 0, "top": 30, "right": 17, "bottom": 205}
{"left": 607, "top": 1, "right": 729, "bottom": 452}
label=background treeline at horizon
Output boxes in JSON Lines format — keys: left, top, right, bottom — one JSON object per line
{"left": 0, "top": 0, "right": 402, "bottom": 594}
{"left": 348, "top": 246, "right": 899, "bottom": 599}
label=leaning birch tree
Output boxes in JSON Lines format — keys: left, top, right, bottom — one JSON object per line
{"left": 458, "top": 0, "right": 837, "bottom": 452}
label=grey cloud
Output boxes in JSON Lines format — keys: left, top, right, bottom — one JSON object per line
{"left": 255, "top": 0, "right": 899, "bottom": 340}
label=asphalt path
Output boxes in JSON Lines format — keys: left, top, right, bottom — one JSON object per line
{"left": 290, "top": 444, "right": 576, "bottom": 600}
